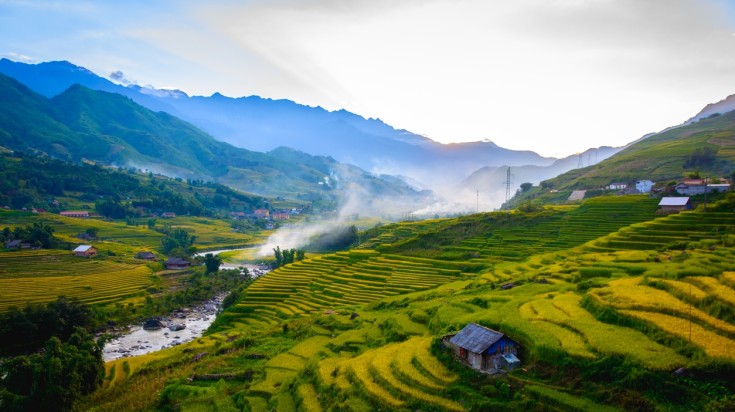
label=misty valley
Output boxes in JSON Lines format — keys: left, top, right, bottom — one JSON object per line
{"left": 1, "top": 57, "right": 735, "bottom": 412}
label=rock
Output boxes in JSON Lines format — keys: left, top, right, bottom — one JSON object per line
{"left": 169, "top": 323, "right": 186, "bottom": 331}
{"left": 143, "top": 318, "right": 165, "bottom": 330}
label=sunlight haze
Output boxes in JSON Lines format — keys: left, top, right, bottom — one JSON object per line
{"left": 2, "top": 0, "right": 735, "bottom": 157}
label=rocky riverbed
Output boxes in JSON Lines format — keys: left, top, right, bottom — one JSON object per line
{"left": 103, "top": 294, "right": 225, "bottom": 361}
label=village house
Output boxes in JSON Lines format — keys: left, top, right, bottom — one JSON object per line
{"left": 675, "top": 182, "right": 731, "bottom": 196}
{"left": 73, "top": 245, "right": 98, "bottom": 257}
{"left": 708, "top": 183, "right": 731, "bottom": 193}
{"left": 606, "top": 182, "right": 627, "bottom": 190}
{"left": 253, "top": 209, "right": 270, "bottom": 219}
{"left": 444, "top": 323, "right": 521, "bottom": 373}
{"left": 161, "top": 212, "right": 177, "bottom": 218}
{"left": 272, "top": 212, "right": 290, "bottom": 220}
{"left": 675, "top": 183, "right": 706, "bottom": 196}
{"left": 658, "top": 197, "right": 691, "bottom": 213}
{"left": 164, "top": 257, "right": 191, "bottom": 270}
{"left": 5, "top": 239, "right": 22, "bottom": 249}
{"left": 134, "top": 251, "right": 157, "bottom": 261}
{"left": 635, "top": 180, "right": 654, "bottom": 193}
{"left": 60, "top": 211, "right": 90, "bottom": 218}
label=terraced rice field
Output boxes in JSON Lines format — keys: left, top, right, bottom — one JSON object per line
{"left": 230, "top": 250, "right": 464, "bottom": 327}
{"left": 0, "top": 210, "right": 163, "bottom": 250}
{"left": 318, "top": 336, "right": 462, "bottom": 411}
{"left": 454, "top": 195, "right": 660, "bottom": 262}
{"left": 0, "top": 249, "right": 153, "bottom": 311}
{"left": 589, "top": 211, "right": 735, "bottom": 251}
{"left": 589, "top": 276, "right": 735, "bottom": 360}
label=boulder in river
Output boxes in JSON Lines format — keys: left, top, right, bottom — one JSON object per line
{"left": 143, "top": 318, "right": 165, "bottom": 330}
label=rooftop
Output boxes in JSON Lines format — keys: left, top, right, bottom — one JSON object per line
{"left": 449, "top": 323, "right": 505, "bottom": 353}
{"left": 658, "top": 197, "right": 690, "bottom": 206}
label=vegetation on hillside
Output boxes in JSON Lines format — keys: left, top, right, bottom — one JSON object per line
{"left": 67, "top": 195, "right": 735, "bottom": 411}
{"left": 0, "top": 326, "right": 104, "bottom": 412}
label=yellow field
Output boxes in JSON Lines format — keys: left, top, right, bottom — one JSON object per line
{"left": 621, "top": 310, "right": 735, "bottom": 360}
{"left": 0, "top": 249, "right": 153, "bottom": 311}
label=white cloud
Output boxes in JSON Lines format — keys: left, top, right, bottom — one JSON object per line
{"left": 5, "top": 52, "right": 34, "bottom": 62}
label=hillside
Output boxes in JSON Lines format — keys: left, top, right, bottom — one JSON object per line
{"left": 541, "top": 110, "right": 735, "bottom": 191}
{"left": 0, "top": 72, "right": 427, "bottom": 212}
{"left": 77, "top": 195, "right": 735, "bottom": 411}
{"left": 0, "top": 59, "right": 619, "bottom": 206}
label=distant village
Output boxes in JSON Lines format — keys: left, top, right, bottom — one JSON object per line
{"left": 2, "top": 204, "right": 304, "bottom": 270}
{"left": 566, "top": 177, "right": 731, "bottom": 213}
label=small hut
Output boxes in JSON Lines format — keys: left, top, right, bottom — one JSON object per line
{"left": 445, "top": 323, "right": 520, "bottom": 372}
{"left": 164, "top": 257, "right": 191, "bottom": 270}
{"left": 135, "top": 251, "right": 157, "bottom": 261}
{"left": 73, "top": 245, "right": 98, "bottom": 258}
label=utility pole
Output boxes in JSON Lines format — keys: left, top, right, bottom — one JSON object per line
{"left": 689, "top": 283, "right": 692, "bottom": 343}
{"left": 703, "top": 176, "right": 708, "bottom": 212}
{"left": 505, "top": 167, "right": 512, "bottom": 202}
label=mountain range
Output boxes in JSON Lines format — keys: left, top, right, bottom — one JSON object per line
{"left": 0, "top": 72, "right": 430, "bottom": 216}
{"left": 0, "top": 59, "right": 624, "bottom": 211}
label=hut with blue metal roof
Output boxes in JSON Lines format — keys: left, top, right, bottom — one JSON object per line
{"left": 445, "top": 323, "right": 520, "bottom": 372}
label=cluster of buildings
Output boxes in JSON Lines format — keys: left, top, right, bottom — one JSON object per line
{"left": 229, "top": 207, "right": 302, "bottom": 221}
{"left": 601, "top": 177, "right": 732, "bottom": 213}
{"left": 605, "top": 178, "right": 731, "bottom": 196}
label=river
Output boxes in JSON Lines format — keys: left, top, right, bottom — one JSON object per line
{"left": 103, "top": 294, "right": 224, "bottom": 361}
{"left": 103, "top": 246, "right": 269, "bottom": 361}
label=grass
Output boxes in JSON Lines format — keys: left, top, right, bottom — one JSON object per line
{"left": 0, "top": 249, "right": 153, "bottom": 311}
{"left": 525, "top": 385, "right": 622, "bottom": 412}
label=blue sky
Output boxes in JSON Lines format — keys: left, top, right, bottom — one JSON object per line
{"left": 2, "top": 0, "right": 735, "bottom": 157}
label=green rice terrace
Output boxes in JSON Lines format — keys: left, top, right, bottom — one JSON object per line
{"left": 78, "top": 195, "right": 735, "bottom": 412}
{"left": 0, "top": 209, "right": 263, "bottom": 313}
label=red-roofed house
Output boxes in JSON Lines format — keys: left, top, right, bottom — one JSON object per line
{"left": 61, "top": 211, "right": 89, "bottom": 218}
{"left": 253, "top": 209, "right": 270, "bottom": 219}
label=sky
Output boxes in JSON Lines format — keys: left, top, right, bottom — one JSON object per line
{"left": 2, "top": 0, "right": 735, "bottom": 158}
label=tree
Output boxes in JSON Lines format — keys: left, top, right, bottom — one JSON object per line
{"left": 272, "top": 246, "right": 304, "bottom": 268}
{"left": 161, "top": 228, "right": 196, "bottom": 257}
{"left": 0, "top": 296, "right": 92, "bottom": 356}
{"left": 84, "top": 227, "right": 98, "bottom": 239}
{"left": 0, "top": 327, "right": 104, "bottom": 412}
{"left": 273, "top": 246, "right": 283, "bottom": 268}
{"left": 203, "top": 253, "right": 222, "bottom": 274}
{"left": 27, "top": 221, "right": 56, "bottom": 248}
{"left": 520, "top": 182, "right": 533, "bottom": 192}
{"left": 683, "top": 147, "right": 716, "bottom": 169}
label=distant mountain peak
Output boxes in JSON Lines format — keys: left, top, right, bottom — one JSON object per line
{"left": 687, "top": 93, "right": 735, "bottom": 123}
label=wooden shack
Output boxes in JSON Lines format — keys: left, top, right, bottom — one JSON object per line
{"left": 445, "top": 323, "right": 520, "bottom": 372}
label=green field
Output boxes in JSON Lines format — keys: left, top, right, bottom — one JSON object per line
{"left": 0, "top": 210, "right": 260, "bottom": 312}
{"left": 82, "top": 195, "right": 735, "bottom": 411}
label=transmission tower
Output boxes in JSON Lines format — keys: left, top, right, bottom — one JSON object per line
{"left": 505, "top": 167, "right": 512, "bottom": 202}
{"left": 577, "top": 152, "right": 583, "bottom": 168}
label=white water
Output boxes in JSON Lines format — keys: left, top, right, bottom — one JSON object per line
{"left": 103, "top": 296, "right": 223, "bottom": 361}
{"left": 103, "top": 247, "right": 269, "bottom": 361}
